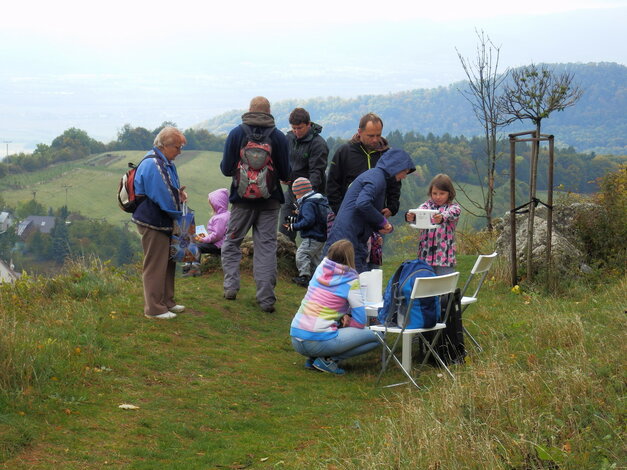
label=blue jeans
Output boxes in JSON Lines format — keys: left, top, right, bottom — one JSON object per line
{"left": 291, "top": 328, "right": 380, "bottom": 362}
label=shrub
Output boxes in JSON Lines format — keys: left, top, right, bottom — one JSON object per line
{"left": 573, "top": 165, "right": 627, "bottom": 273}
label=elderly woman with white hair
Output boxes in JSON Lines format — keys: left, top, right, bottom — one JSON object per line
{"left": 132, "top": 126, "right": 188, "bottom": 319}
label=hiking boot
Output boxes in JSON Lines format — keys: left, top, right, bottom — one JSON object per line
{"left": 292, "top": 275, "right": 310, "bottom": 287}
{"left": 169, "top": 304, "right": 185, "bottom": 313}
{"left": 224, "top": 290, "right": 237, "bottom": 300}
{"left": 260, "top": 304, "right": 275, "bottom": 313}
{"left": 190, "top": 263, "right": 201, "bottom": 277}
{"left": 145, "top": 311, "right": 177, "bottom": 320}
{"left": 182, "top": 263, "right": 200, "bottom": 277}
{"left": 313, "top": 357, "right": 345, "bottom": 375}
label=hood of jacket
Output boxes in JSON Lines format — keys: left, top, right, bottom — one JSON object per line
{"left": 375, "top": 148, "right": 416, "bottom": 178}
{"left": 241, "top": 111, "right": 276, "bottom": 128}
{"left": 349, "top": 133, "right": 389, "bottom": 153}
{"left": 314, "top": 257, "right": 359, "bottom": 288}
{"left": 208, "top": 188, "right": 230, "bottom": 214}
{"left": 299, "top": 191, "right": 327, "bottom": 205}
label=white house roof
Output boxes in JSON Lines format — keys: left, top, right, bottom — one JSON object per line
{"left": 0, "top": 259, "right": 19, "bottom": 283}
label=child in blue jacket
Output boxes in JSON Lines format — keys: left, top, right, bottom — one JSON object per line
{"left": 285, "top": 177, "right": 329, "bottom": 287}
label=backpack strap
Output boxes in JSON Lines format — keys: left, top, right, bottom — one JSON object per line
{"left": 240, "top": 123, "right": 274, "bottom": 140}
{"left": 145, "top": 152, "right": 181, "bottom": 210}
{"left": 378, "top": 261, "right": 407, "bottom": 325}
{"left": 240, "top": 123, "right": 253, "bottom": 138}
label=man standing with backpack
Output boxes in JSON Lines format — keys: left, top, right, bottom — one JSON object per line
{"left": 220, "top": 96, "right": 290, "bottom": 313}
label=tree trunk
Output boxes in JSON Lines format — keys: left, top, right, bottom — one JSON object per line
{"left": 526, "top": 123, "right": 541, "bottom": 281}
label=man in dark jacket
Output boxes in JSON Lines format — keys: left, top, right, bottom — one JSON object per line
{"left": 279, "top": 107, "right": 329, "bottom": 241}
{"left": 326, "top": 113, "right": 400, "bottom": 217}
{"left": 324, "top": 148, "right": 415, "bottom": 273}
{"left": 220, "top": 96, "right": 290, "bottom": 313}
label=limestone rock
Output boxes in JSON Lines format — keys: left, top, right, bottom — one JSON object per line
{"left": 240, "top": 232, "right": 297, "bottom": 259}
{"left": 495, "top": 202, "right": 598, "bottom": 275}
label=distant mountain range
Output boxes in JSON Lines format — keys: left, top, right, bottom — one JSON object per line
{"left": 198, "top": 62, "right": 626, "bottom": 155}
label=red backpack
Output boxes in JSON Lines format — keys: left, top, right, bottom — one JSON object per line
{"left": 117, "top": 156, "right": 154, "bottom": 213}
{"left": 235, "top": 125, "right": 276, "bottom": 199}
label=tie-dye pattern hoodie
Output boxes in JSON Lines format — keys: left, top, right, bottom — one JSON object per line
{"left": 290, "top": 257, "right": 367, "bottom": 341}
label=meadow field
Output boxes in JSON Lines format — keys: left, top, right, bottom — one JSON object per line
{"left": 1, "top": 149, "right": 541, "bottom": 234}
{"left": 0, "top": 253, "right": 624, "bottom": 469}
{"left": 1, "top": 151, "right": 231, "bottom": 227}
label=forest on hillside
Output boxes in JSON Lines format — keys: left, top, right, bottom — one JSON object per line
{"left": 0, "top": 198, "right": 142, "bottom": 274}
{"left": 0, "top": 124, "right": 226, "bottom": 179}
{"left": 0, "top": 122, "right": 624, "bottom": 273}
{"left": 1, "top": 126, "right": 623, "bottom": 196}
{"left": 201, "top": 62, "right": 627, "bottom": 155}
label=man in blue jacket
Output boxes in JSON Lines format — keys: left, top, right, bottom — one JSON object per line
{"left": 133, "top": 126, "right": 188, "bottom": 319}
{"left": 220, "top": 97, "right": 290, "bottom": 313}
{"left": 324, "top": 148, "right": 415, "bottom": 273}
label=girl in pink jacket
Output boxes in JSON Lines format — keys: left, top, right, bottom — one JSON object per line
{"left": 183, "top": 188, "right": 231, "bottom": 276}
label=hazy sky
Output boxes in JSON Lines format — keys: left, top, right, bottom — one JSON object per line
{"left": 1, "top": 0, "right": 626, "bottom": 152}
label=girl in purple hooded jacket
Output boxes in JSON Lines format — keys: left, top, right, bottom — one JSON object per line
{"left": 183, "top": 188, "right": 231, "bottom": 276}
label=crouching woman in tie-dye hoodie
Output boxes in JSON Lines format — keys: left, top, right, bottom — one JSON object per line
{"left": 290, "top": 239, "right": 380, "bottom": 375}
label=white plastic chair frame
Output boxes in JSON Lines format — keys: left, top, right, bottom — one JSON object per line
{"left": 370, "top": 272, "right": 460, "bottom": 388}
{"left": 460, "top": 252, "right": 498, "bottom": 352}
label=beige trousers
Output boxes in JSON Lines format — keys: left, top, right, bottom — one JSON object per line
{"left": 137, "top": 225, "right": 176, "bottom": 316}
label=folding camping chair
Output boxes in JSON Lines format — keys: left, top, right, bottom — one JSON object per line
{"left": 460, "top": 252, "right": 498, "bottom": 352}
{"left": 370, "top": 272, "right": 459, "bottom": 388}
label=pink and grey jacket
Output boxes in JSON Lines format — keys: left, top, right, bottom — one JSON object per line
{"left": 198, "top": 188, "right": 230, "bottom": 248}
{"left": 417, "top": 199, "right": 461, "bottom": 267}
{"left": 290, "top": 257, "right": 367, "bottom": 341}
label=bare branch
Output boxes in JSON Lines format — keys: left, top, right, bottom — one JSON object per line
{"left": 456, "top": 29, "right": 507, "bottom": 230}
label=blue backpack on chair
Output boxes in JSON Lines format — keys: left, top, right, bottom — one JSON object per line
{"left": 377, "top": 259, "right": 440, "bottom": 329}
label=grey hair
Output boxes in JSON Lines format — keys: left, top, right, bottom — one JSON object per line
{"left": 153, "top": 126, "right": 186, "bottom": 149}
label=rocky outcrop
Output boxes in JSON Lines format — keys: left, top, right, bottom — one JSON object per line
{"left": 198, "top": 233, "right": 298, "bottom": 274}
{"left": 495, "top": 202, "right": 598, "bottom": 275}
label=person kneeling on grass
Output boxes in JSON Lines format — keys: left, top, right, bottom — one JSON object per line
{"left": 289, "top": 239, "right": 380, "bottom": 375}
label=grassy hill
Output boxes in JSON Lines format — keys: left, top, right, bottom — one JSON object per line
{"left": 1, "top": 255, "right": 624, "bottom": 468}
{"left": 2, "top": 146, "right": 548, "bottom": 235}
{"left": 1, "top": 151, "right": 231, "bottom": 228}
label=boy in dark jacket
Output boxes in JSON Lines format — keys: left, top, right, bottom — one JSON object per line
{"left": 285, "top": 177, "right": 329, "bottom": 287}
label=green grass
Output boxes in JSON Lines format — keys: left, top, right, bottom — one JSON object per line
{"left": 0, "top": 254, "right": 624, "bottom": 469}
{"left": 1, "top": 148, "right": 548, "bottom": 233}
{"left": 0, "top": 151, "right": 232, "bottom": 228}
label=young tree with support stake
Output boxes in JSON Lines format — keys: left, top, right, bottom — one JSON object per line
{"left": 456, "top": 30, "right": 507, "bottom": 232}
{"left": 499, "top": 64, "right": 583, "bottom": 142}
{"left": 499, "top": 64, "right": 583, "bottom": 282}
